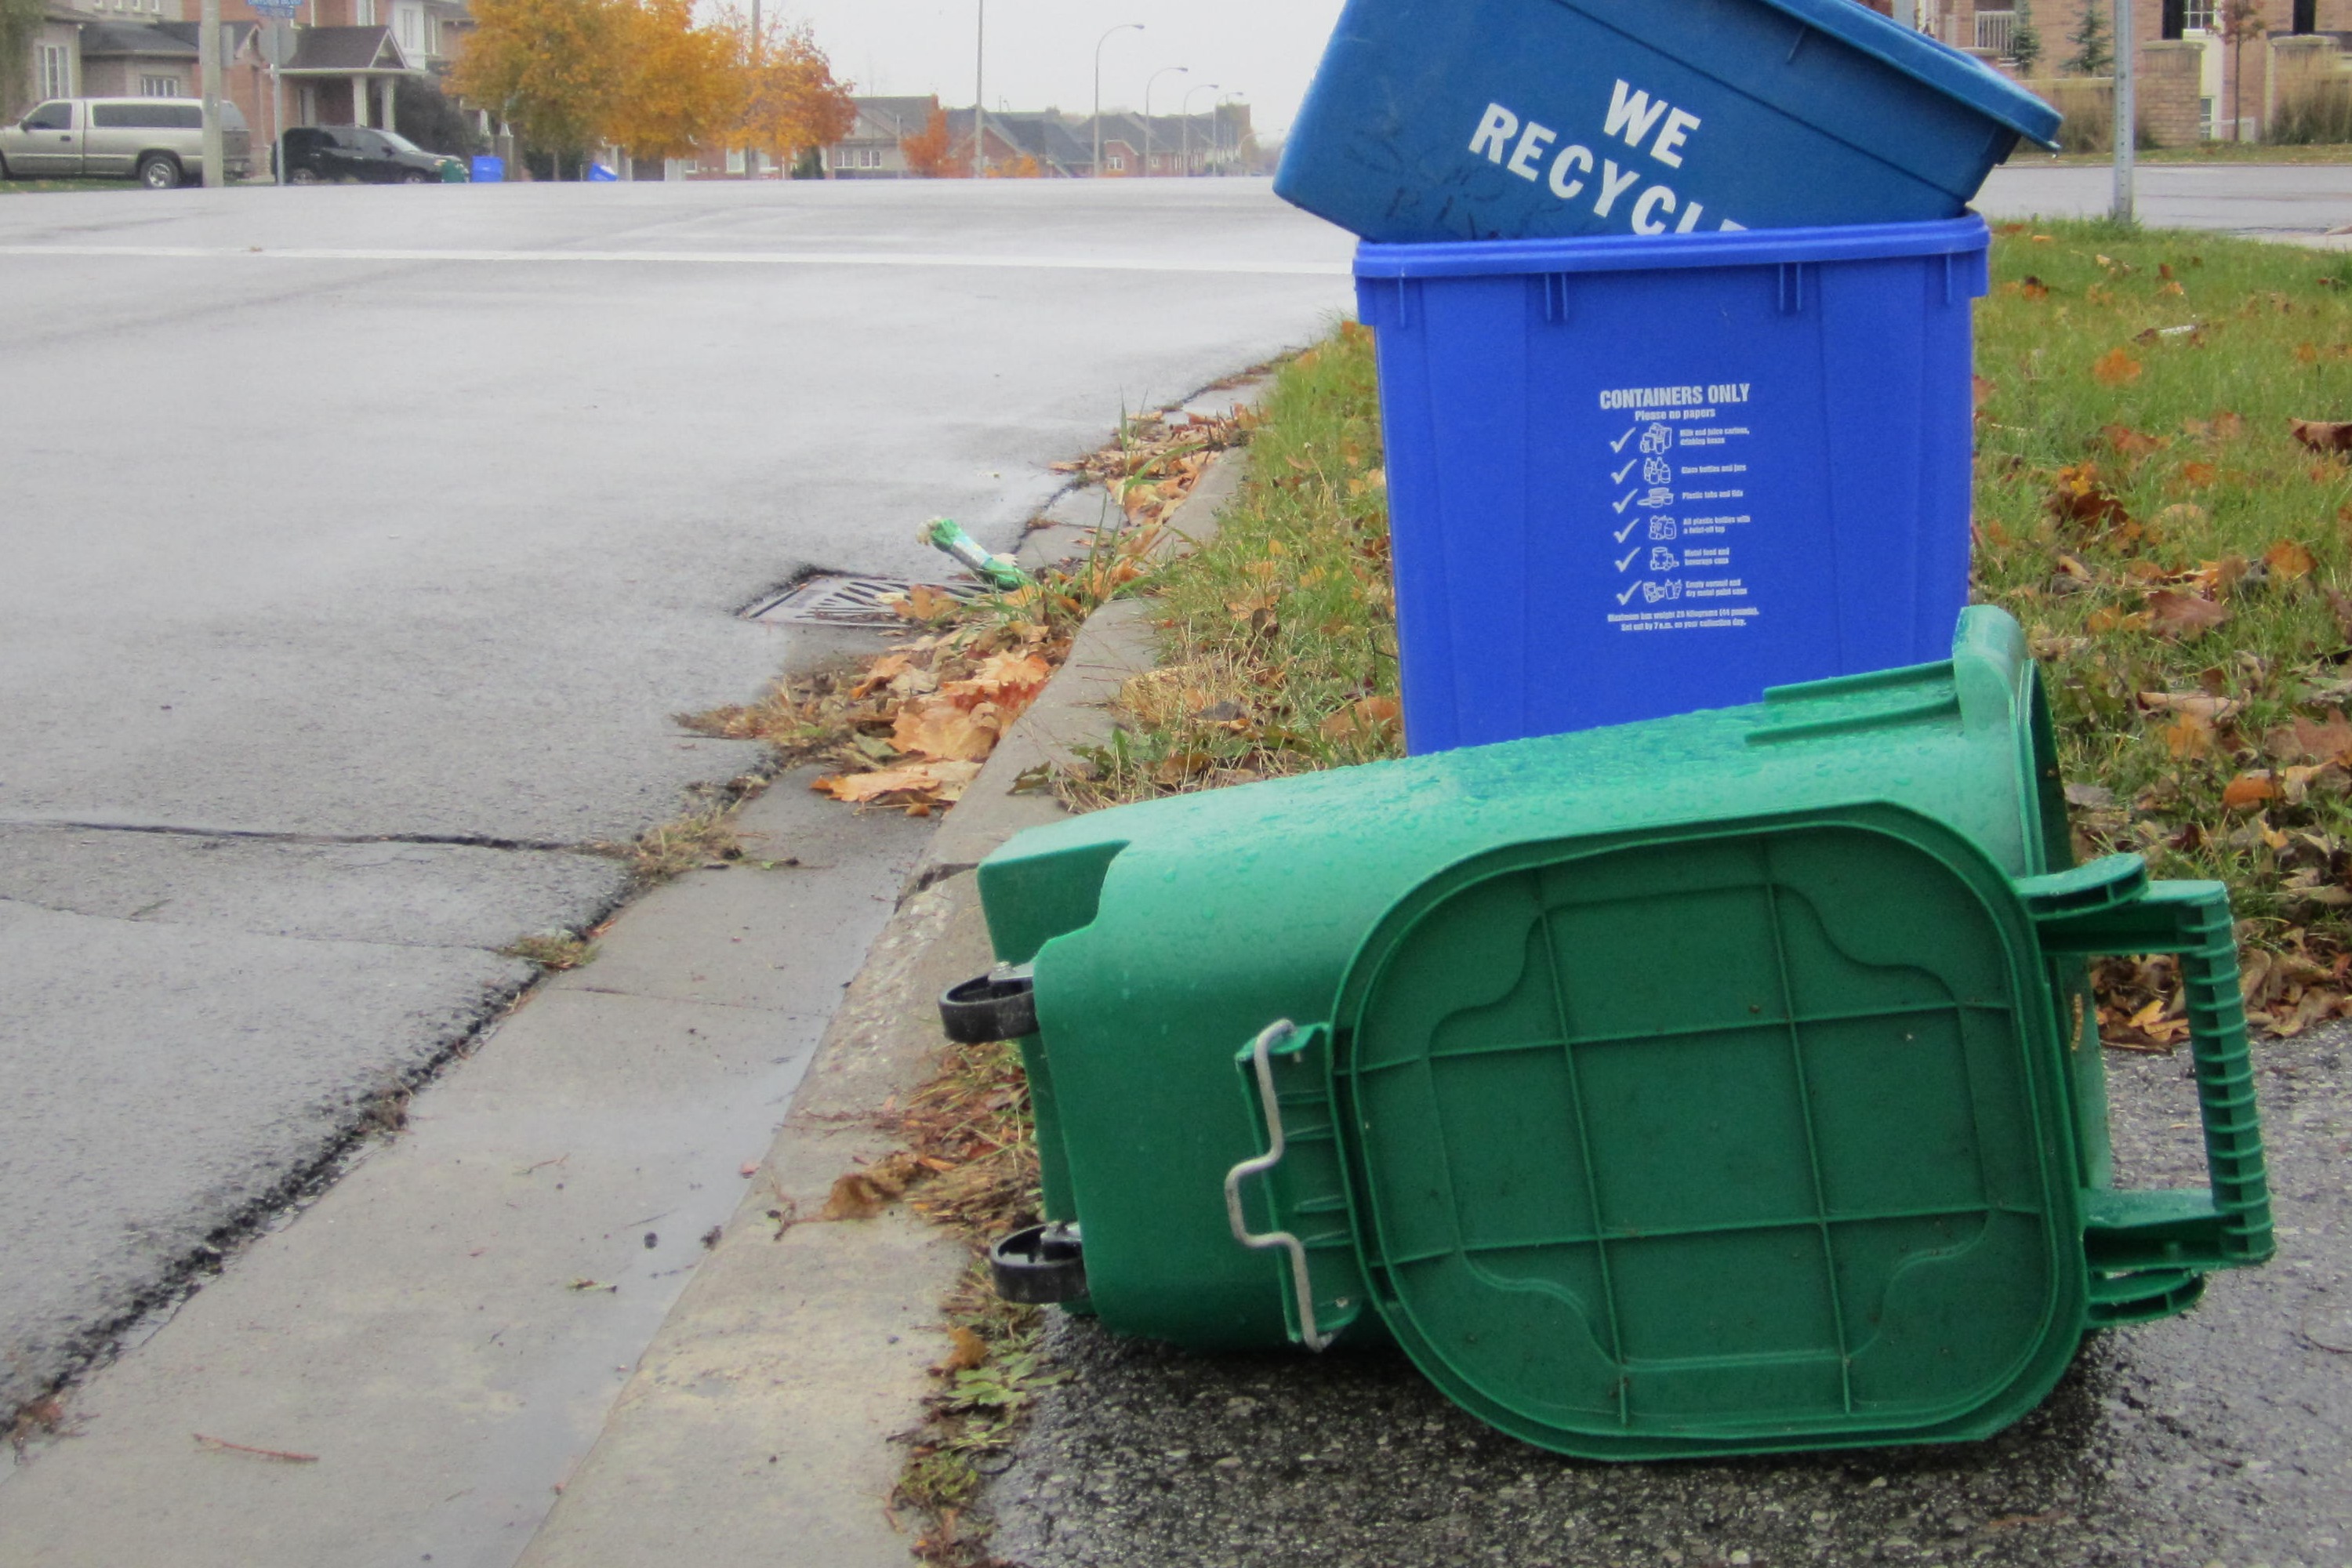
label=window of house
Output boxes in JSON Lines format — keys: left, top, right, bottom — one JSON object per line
{"left": 1108, "top": 153, "right": 1125, "bottom": 170}
{"left": 140, "top": 74, "right": 180, "bottom": 96}
{"left": 725, "top": 147, "right": 746, "bottom": 173}
{"left": 395, "top": 3, "right": 421, "bottom": 52}
{"left": 355, "top": 0, "right": 376, "bottom": 26}
{"left": 37, "top": 45, "right": 71, "bottom": 100}
{"left": 861, "top": 147, "right": 880, "bottom": 168}
{"left": 2183, "top": 0, "right": 2214, "bottom": 28}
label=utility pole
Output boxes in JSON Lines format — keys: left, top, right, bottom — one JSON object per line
{"left": 199, "top": 0, "right": 223, "bottom": 187}
{"left": 1093, "top": 21, "right": 1142, "bottom": 178}
{"left": 2113, "top": 0, "right": 2135, "bottom": 220}
{"left": 973, "top": 0, "right": 985, "bottom": 176}
{"left": 748, "top": 0, "right": 760, "bottom": 178}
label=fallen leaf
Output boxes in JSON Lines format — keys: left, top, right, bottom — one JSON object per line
{"left": 1972, "top": 374, "right": 1997, "bottom": 409}
{"left": 2145, "top": 590, "right": 2231, "bottom": 639}
{"left": 937, "top": 1327, "right": 989, "bottom": 1374}
{"left": 820, "top": 1171, "right": 894, "bottom": 1221}
{"left": 2264, "top": 539, "right": 2318, "bottom": 581}
{"left": 2101, "top": 424, "right": 2166, "bottom": 459}
{"left": 2158, "top": 279, "right": 2187, "bottom": 297}
{"left": 2064, "top": 782, "right": 2115, "bottom": 808}
{"left": 941, "top": 652, "right": 1054, "bottom": 713}
{"left": 2223, "top": 771, "right": 2279, "bottom": 810}
{"left": 892, "top": 697, "right": 1001, "bottom": 763}
{"left": 2157, "top": 502, "right": 2209, "bottom": 528}
{"left": 2292, "top": 417, "right": 2352, "bottom": 456}
{"left": 2157, "top": 711, "right": 2216, "bottom": 757}
{"left": 2328, "top": 586, "right": 2352, "bottom": 641}
{"left": 2137, "top": 691, "right": 2242, "bottom": 724}
{"left": 2268, "top": 710, "right": 2352, "bottom": 762}
{"left": 2047, "top": 463, "right": 2132, "bottom": 532}
{"left": 2092, "top": 347, "right": 2143, "bottom": 386}
{"left": 2173, "top": 461, "right": 2218, "bottom": 489}
{"left": 811, "top": 760, "right": 982, "bottom": 806}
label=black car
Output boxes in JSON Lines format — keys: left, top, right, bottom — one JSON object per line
{"left": 277, "top": 125, "right": 460, "bottom": 184}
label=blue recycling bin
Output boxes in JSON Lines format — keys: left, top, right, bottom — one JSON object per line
{"left": 1357, "top": 216, "right": 1988, "bottom": 753}
{"left": 469, "top": 155, "right": 503, "bottom": 183}
{"left": 1277, "top": 0, "right": 2060, "bottom": 245}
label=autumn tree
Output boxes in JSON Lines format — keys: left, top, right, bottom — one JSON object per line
{"left": 731, "top": 15, "right": 855, "bottom": 172}
{"left": 2219, "top": 0, "right": 2267, "bottom": 140}
{"left": 447, "top": 0, "right": 627, "bottom": 174}
{"left": 899, "top": 107, "right": 965, "bottom": 177}
{"left": 606, "top": 0, "right": 742, "bottom": 163}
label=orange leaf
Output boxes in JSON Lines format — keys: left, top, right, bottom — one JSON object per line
{"left": 2222, "top": 771, "right": 2278, "bottom": 811}
{"left": 2263, "top": 539, "right": 2318, "bottom": 580}
{"left": 2100, "top": 424, "right": 2165, "bottom": 459}
{"left": 2158, "top": 713, "right": 2216, "bottom": 759}
{"left": 891, "top": 697, "right": 1001, "bottom": 763}
{"left": 2092, "top": 347, "right": 2143, "bottom": 386}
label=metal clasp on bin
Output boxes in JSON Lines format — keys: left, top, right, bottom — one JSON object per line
{"left": 1223, "top": 1020, "right": 1340, "bottom": 1351}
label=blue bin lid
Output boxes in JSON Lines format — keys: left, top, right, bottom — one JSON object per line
{"left": 1748, "top": 0, "right": 2062, "bottom": 148}
{"left": 1352, "top": 214, "right": 1991, "bottom": 279}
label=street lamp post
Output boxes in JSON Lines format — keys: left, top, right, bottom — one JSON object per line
{"left": 1215, "top": 92, "right": 1246, "bottom": 174}
{"left": 972, "top": 0, "right": 986, "bottom": 176}
{"left": 1143, "top": 64, "right": 1187, "bottom": 176}
{"left": 1094, "top": 22, "right": 1142, "bottom": 178}
{"left": 1181, "top": 82, "right": 1218, "bottom": 176}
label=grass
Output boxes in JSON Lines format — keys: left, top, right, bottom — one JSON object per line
{"left": 499, "top": 931, "right": 596, "bottom": 970}
{"left": 1059, "top": 324, "right": 1403, "bottom": 807}
{"left": 1973, "top": 218, "right": 2352, "bottom": 1033}
{"left": 2019, "top": 142, "right": 2352, "bottom": 166}
{"left": 0, "top": 177, "right": 121, "bottom": 194}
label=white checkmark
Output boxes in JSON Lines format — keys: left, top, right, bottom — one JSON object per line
{"left": 1609, "top": 426, "right": 1639, "bottom": 453}
{"left": 1613, "top": 517, "right": 1641, "bottom": 543}
{"left": 1612, "top": 490, "right": 1638, "bottom": 514}
{"left": 1614, "top": 549, "right": 1641, "bottom": 572}
{"left": 1616, "top": 581, "right": 1643, "bottom": 604}
{"left": 1610, "top": 459, "right": 1638, "bottom": 484}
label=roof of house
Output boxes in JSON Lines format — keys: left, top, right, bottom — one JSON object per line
{"left": 78, "top": 21, "right": 198, "bottom": 58}
{"left": 946, "top": 107, "right": 1090, "bottom": 175}
{"left": 844, "top": 95, "right": 939, "bottom": 143}
{"left": 283, "top": 25, "right": 414, "bottom": 74}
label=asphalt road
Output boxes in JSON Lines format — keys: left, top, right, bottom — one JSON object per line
{"left": 991, "top": 1034, "right": 2352, "bottom": 1568}
{"left": 1979, "top": 159, "right": 2352, "bottom": 234}
{"left": 0, "top": 176, "right": 1351, "bottom": 1415}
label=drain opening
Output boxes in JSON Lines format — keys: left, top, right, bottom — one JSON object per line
{"left": 742, "top": 575, "right": 983, "bottom": 628}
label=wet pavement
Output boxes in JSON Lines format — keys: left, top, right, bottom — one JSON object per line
{"left": 989, "top": 1029, "right": 2351, "bottom": 1568}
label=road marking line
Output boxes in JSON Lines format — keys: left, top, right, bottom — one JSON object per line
{"left": 0, "top": 243, "right": 1354, "bottom": 278}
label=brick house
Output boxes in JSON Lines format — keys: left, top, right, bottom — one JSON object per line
{"left": 1922, "top": 0, "right": 2352, "bottom": 141}
{"left": 10, "top": 0, "right": 470, "bottom": 155}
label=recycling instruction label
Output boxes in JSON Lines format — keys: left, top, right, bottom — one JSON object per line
{"left": 1596, "top": 383, "right": 1756, "bottom": 635}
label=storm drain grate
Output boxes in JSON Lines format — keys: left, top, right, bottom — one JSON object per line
{"left": 742, "top": 574, "right": 983, "bottom": 629}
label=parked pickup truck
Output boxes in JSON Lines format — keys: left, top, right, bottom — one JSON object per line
{"left": 0, "top": 97, "right": 252, "bottom": 188}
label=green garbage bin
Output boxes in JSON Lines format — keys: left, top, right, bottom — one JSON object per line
{"left": 947, "top": 608, "right": 2272, "bottom": 1458}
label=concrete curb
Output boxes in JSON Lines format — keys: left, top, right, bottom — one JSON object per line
{"left": 515, "top": 430, "right": 1254, "bottom": 1566}
{"left": 915, "top": 445, "right": 1247, "bottom": 889}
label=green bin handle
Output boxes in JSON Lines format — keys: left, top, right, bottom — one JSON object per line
{"left": 2019, "top": 855, "right": 2274, "bottom": 1271}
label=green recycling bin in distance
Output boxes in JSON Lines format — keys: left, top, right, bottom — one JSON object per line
{"left": 943, "top": 608, "right": 2273, "bottom": 1460}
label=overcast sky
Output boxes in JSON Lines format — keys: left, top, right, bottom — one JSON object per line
{"left": 780, "top": 1, "right": 1348, "bottom": 134}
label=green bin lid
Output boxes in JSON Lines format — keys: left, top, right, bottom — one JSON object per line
{"left": 1328, "top": 806, "right": 2086, "bottom": 1457}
